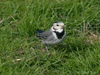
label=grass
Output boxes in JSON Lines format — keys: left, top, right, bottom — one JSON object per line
{"left": 0, "top": 0, "right": 100, "bottom": 74}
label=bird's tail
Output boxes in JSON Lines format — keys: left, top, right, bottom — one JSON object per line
{"left": 36, "top": 29, "right": 44, "bottom": 33}
{"left": 36, "top": 29, "right": 44, "bottom": 39}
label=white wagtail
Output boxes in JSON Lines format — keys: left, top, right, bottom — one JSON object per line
{"left": 36, "top": 21, "right": 66, "bottom": 55}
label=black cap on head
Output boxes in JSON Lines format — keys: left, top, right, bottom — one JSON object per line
{"left": 53, "top": 21, "right": 63, "bottom": 23}
{"left": 52, "top": 21, "right": 63, "bottom": 26}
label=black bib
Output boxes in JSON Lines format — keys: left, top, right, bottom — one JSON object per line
{"left": 54, "top": 29, "right": 65, "bottom": 39}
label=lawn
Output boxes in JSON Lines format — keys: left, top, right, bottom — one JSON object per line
{"left": 0, "top": 0, "right": 100, "bottom": 75}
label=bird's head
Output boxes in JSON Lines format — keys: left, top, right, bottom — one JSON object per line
{"left": 51, "top": 21, "right": 66, "bottom": 32}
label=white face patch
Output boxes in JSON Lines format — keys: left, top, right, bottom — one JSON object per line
{"left": 51, "top": 22, "right": 65, "bottom": 32}
{"left": 56, "top": 29, "right": 63, "bottom": 33}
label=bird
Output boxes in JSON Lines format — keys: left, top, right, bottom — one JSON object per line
{"left": 36, "top": 21, "right": 66, "bottom": 55}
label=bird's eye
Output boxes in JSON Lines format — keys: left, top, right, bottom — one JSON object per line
{"left": 57, "top": 25, "right": 59, "bottom": 26}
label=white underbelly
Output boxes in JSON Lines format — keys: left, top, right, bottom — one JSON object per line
{"left": 42, "top": 38, "right": 64, "bottom": 44}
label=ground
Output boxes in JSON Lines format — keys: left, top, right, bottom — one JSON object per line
{"left": 0, "top": 0, "right": 100, "bottom": 74}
